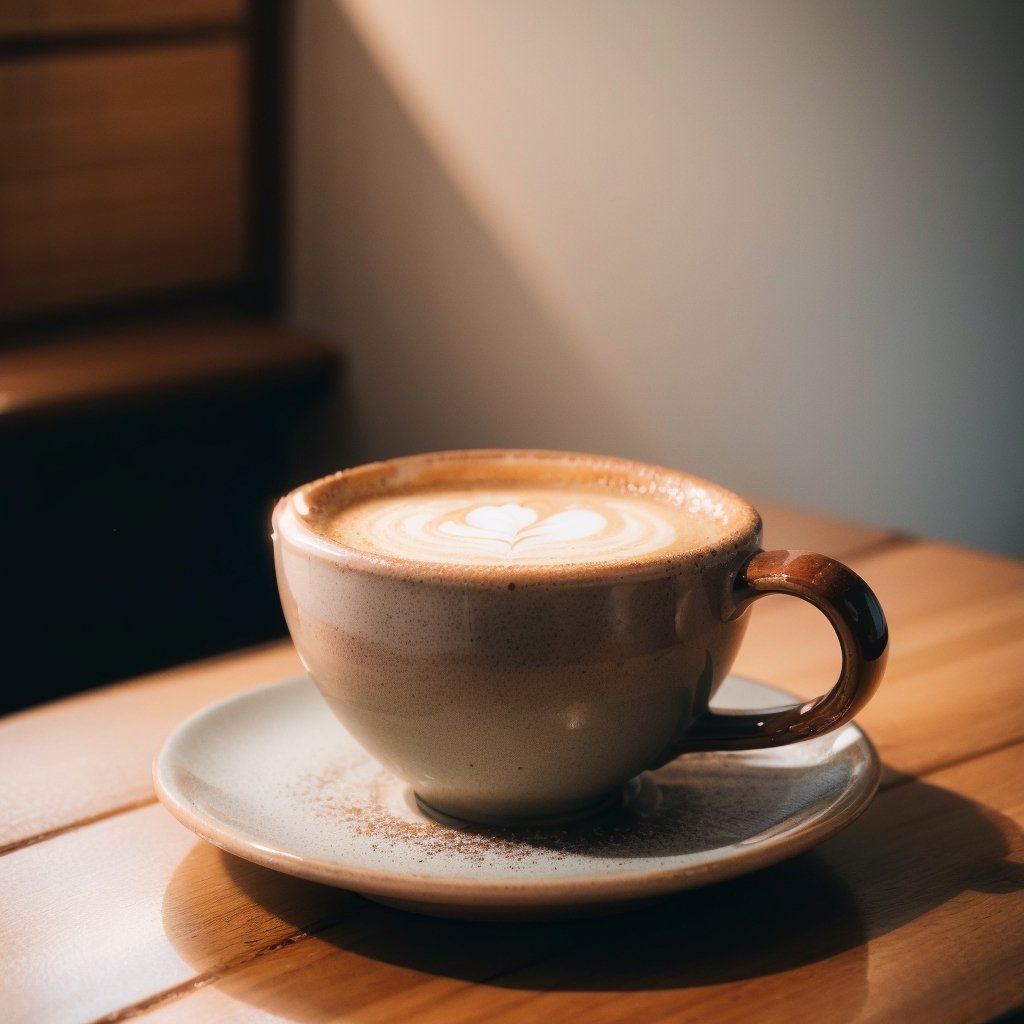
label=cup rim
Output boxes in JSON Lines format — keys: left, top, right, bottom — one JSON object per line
{"left": 273, "top": 449, "right": 762, "bottom": 586}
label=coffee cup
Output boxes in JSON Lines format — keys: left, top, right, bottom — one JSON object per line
{"left": 272, "top": 449, "right": 887, "bottom": 827}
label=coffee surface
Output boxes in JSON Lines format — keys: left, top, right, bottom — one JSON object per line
{"left": 306, "top": 483, "right": 717, "bottom": 567}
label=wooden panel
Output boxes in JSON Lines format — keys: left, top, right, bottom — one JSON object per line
{"left": 0, "top": 40, "right": 246, "bottom": 316}
{"left": 0, "top": 1, "right": 244, "bottom": 38}
{"left": 3, "top": 740, "right": 1020, "bottom": 1023}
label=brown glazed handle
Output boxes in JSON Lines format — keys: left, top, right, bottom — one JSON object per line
{"left": 683, "top": 550, "right": 888, "bottom": 751}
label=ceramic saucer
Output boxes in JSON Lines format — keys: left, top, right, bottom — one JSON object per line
{"left": 154, "top": 675, "right": 880, "bottom": 920}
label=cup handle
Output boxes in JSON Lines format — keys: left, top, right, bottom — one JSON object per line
{"left": 681, "top": 549, "right": 888, "bottom": 751}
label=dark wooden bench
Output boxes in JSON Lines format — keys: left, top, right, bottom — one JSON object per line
{"left": 0, "top": 318, "right": 340, "bottom": 712}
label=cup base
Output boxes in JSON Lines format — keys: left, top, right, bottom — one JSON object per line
{"left": 413, "top": 777, "right": 644, "bottom": 830}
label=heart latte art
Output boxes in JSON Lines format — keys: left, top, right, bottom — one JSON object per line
{"left": 317, "top": 486, "right": 685, "bottom": 566}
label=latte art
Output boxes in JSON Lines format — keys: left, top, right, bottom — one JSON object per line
{"left": 433, "top": 503, "right": 607, "bottom": 554}
{"left": 320, "top": 487, "right": 682, "bottom": 566}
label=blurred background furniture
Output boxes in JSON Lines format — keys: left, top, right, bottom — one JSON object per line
{"left": 0, "top": 1, "right": 341, "bottom": 711}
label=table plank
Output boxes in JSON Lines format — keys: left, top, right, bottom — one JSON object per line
{"left": 0, "top": 804, "right": 358, "bottom": 1024}
{"left": 0, "top": 642, "right": 301, "bottom": 852}
{"left": 4, "top": 739, "right": 1011, "bottom": 1024}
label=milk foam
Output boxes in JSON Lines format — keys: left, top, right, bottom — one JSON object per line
{"left": 317, "top": 486, "right": 686, "bottom": 566}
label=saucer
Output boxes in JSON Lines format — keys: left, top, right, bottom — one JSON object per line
{"left": 154, "top": 675, "right": 880, "bottom": 920}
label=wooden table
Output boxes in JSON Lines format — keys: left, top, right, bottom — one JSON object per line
{"left": 3, "top": 503, "right": 1023, "bottom": 1024}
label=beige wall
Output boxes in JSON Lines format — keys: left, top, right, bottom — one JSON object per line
{"left": 288, "top": 0, "right": 1023, "bottom": 557}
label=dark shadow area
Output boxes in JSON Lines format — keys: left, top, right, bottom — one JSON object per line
{"left": 164, "top": 841, "right": 868, "bottom": 1016}
{"left": 0, "top": 355, "right": 334, "bottom": 714}
{"left": 821, "top": 768, "right": 1024, "bottom": 940}
{"left": 162, "top": 770, "right": 1024, "bottom": 1021}
{"left": 162, "top": 838, "right": 361, "bottom": 959}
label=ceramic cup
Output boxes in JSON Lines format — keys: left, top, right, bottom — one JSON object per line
{"left": 272, "top": 449, "right": 887, "bottom": 826}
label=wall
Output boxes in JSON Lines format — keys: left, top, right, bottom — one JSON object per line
{"left": 288, "top": 0, "right": 1024, "bottom": 557}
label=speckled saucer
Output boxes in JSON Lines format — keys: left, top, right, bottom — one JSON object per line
{"left": 154, "top": 676, "right": 880, "bottom": 920}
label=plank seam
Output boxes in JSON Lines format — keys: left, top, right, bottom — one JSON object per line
{"left": 86, "top": 912, "right": 359, "bottom": 1024}
{"left": 0, "top": 797, "right": 157, "bottom": 857}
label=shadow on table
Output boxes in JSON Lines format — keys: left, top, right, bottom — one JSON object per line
{"left": 162, "top": 770, "right": 1024, "bottom": 1022}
